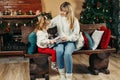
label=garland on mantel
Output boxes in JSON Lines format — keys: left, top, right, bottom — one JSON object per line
{"left": 0, "top": 18, "right": 37, "bottom": 33}
{"left": 0, "top": 12, "right": 52, "bottom": 33}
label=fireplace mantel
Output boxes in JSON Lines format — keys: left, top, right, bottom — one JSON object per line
{"left": 0, "top": 15, "right": 37, "bottom": 19}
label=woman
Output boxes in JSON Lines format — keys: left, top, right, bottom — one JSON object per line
{"left": 50, "top": 2, "right": 80, "bottom": 80}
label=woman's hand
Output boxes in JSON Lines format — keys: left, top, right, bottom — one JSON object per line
{"left": 61, "top": 37, "right": 67, "bottom": 42}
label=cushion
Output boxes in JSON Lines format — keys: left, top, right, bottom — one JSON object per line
{"left": 84, "top": 32, "right": 94, "bottom": 50}
{"left": 91, "top": 30, "right": 104, "bottom": 50}
{"left": 75, "top": 32, "right": 84, "bottom": 50}
{"left": 82, "top": 32, "right": 89, "bottom": 49}
{"left": 27, "top": 31, "right": 37, "bottom": 54}
{"left": 99, "top": 26, "right": 111, "bottom": 49}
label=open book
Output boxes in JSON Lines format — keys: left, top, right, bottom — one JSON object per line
{"left": 48, "top": 36, "right": 62, "bottom": 48}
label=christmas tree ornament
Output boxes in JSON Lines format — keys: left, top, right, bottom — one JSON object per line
{"left": 5, "top": 23, "right": 11, "bottom": 32}
{"left": 16, "top": 23, "right": 18, "bottom": 27}
{"left": 109, "top": 19, "right": 112, "bottom": 23}
{"left": 109, "top": 17, "right": 112, "bottom": 22}
{"left": 97, "top": 2, "right": 101, "bottom": 8}
{"left": 103, "top": 9, "right": 105, "bottom": 12}
{"left": 97, "top": 7, "right": 100, "bottom": 9}
{"left": 86, "top": 6, "right": 89, "bottom": 9}
{"left": 24, "top": 24, "right": 26, "bottom": 27}
{"left": 106, "top": 10, "right": 108, "bottom": 12}
{"left": 80, "top": 16, "right": 83, "bottom": 19}
{"left": 6, "top": 27, "right": 10, "bottom": 32}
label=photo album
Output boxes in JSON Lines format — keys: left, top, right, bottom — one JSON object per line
{"left": 48, "top": 36, "right": 62, "bottom": 48}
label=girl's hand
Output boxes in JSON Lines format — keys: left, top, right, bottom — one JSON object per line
{"left": 61, "top": 37, "right": 67, "bottom": 42}
{"left": 50, "top": 40, "right": 55, "bottom": 44}
{"left": 36, "top": 10, "right": 41, "bottom": 15}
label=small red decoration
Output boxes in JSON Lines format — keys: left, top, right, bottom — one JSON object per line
{"left": 5, "top": 27, "right": 10, "bottom": 32}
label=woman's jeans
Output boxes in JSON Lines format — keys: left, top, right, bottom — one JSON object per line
{"left": 54, "top": 42, "right": 75, "bottom": 73}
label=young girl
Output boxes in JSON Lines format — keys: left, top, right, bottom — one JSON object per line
{"left": 34, "top": 15, "right": 57, "bottom": 70}
{"left": 50, "top": 2, "right": 80, "bottom": 80}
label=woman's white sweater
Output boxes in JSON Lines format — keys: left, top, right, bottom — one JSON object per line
{"left": 50, "top": 15, "right": 80, "bottom": 42}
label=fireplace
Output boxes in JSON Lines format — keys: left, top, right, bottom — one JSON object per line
{"left": 1, "top": 33, "right": 26, "bottom": 51}
{"left": 0, "top": 15, "right": 38, "bottom": 56}
{"left": 0, "top": 0, "right": 43, "bottom": 56}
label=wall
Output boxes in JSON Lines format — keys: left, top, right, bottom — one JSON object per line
{"left": 41, "top": 0, "right": 84, "bottom": 18}
{"left": 0, "top": 0, "right": 42, "bottom": 13}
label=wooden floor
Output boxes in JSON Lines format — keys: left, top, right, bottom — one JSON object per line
{"left": 0, "top": 57, "right": 30, "bottom": 80}
{"left": 48, "top": 53, "right": 120, "bottom": 80}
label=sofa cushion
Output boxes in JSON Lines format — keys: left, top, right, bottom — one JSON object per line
{"left": 27, "top": 31, "right": 37, "bottom": 54}
{"left": 99, "top": 26, "right": 111, "bottom": 49}
{"left": 75, "top": 32, "right": 84, "bottom": 50}
{"left": 82, "top": 32, "right": 89, "bottom": 49}
{"left": 84, "top": 32, "right": 94, "bottom": 50}
{"left": 91, "top": 30, "right": 104, "bottom": 50}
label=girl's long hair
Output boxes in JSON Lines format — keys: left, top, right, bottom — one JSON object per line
{"left": 60, "top": 2, "right": 75, "bottom": 30}
{"left": 34, "top": 16, "right": 48, "bottom": 33}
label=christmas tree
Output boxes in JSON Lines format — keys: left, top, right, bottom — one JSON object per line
{"left": 79, "top": 0, "right": 113, "bottom": 29}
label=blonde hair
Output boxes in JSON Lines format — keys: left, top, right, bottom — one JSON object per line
{"left": 60, "top": 2, "right": 75, "bottom": 30}
{"left": 34, "top": 16, "right": 49, "bottom": 33}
